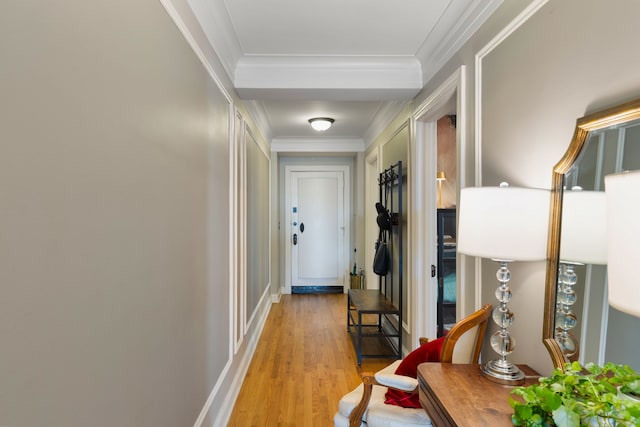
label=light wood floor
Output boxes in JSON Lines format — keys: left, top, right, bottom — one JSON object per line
{"left": 226, "top": 293, "right": 392, "bottom": 427}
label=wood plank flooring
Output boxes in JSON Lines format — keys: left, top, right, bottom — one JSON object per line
{"left": 226, "top": 293, "right": 392, "bottom": 427}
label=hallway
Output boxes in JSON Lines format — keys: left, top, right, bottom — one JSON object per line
{"left": 227, "top": 294, "right": 391, "bottom": 426}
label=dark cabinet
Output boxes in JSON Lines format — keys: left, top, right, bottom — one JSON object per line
{"left": 437, "top": 208, "right": 456, "bottom": 337}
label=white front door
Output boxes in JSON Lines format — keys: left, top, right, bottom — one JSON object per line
{"left": 286, "top": 168, "right": 347, "bottom": 293}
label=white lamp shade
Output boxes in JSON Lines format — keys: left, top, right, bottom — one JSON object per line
{"left": 458, "top": 186, "right": 550, "bottom": 261}
{"left": 560, "top": 191, "right": 607, "bottom": 264}
{"left": 605, "top": 170, "right": 640, "bottom": 318}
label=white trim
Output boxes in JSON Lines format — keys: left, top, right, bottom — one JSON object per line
{"left": 241, "top": 100, "right": 273, "bottom": 143}
{"left": 244, "top": 127, "right": 271, "bottom": 331}
{"left": 411, "top": 119, "right": 437, "bottom": 342}
{"left": 245, "top": 283, "right": 272, "bottom": 334}
{"left": 474, "top": 0, "right": 550, "bottom": 185}
{"left": 476, "top": 0, "right": 550, "bottom": 61}
{"left": 235, "top": 56, "right": 422, "bottom": 94}
{"left": 195, "top": 96, "right": 237, "bottom": 427}
{"left": 418, "top": 0, "right": 503, "bottom": 85}
{"left": 271, "top": 138, "right": 365, "bottom": 153}
{"left": 411, "top": 66, "right": 466, "bottom": 342}
{"left": 231, "top": 109, "right": 242, "bottom": 355}
{"left": 455, "top": 70, "right": 469, "bottom": 313}
{"left": 246, "top": 120, "right": 271, "bottom": 159}
{"left": 364, "top": 101, "right": 411, "bottom": 148}
{"left": 199, "top": 74, "right": 233, "bottom": 391}
{"left": 159, "top": 0, "right": 233, "bottom": 104}
{"left": 236, "top": 111, "right": 247, "bottom": 354}
{"left": 193, "top": 295, "right": 272, "bottom": 427}
{"left": 192, "top": 358, "right": 232, "bottom": 427}
{"left": 183, "top": 0, "right": 243, "bottom": 80}
{"left": 413, "top": 69, "right": 462, "bottom": 119}
{"left": 472, "top": 0, "right": 549, "bottom": 314}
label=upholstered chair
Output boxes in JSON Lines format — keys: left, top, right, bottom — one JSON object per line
{"left": 334, "top": 304, "right": 492, "bottom": 427}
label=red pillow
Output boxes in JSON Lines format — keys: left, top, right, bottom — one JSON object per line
{"left": 384, "top": 336, "right": 445, "bottom": 408}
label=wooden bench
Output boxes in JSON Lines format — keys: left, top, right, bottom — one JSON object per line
{"left": 347, "top": 289, "right": 401, "bottom": 364}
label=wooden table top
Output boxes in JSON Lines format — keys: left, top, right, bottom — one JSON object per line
{"left": 417, "top": 363, "right": 539, "bottom": 427}
{"left": 348, "top": 289, "right": 398, "bottom": 313}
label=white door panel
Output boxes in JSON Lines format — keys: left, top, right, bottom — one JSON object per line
{"left": 296, "top": 176, "right": 340, "bottom": 281}
{"left": 287, "top": 169, "right": 346, "bottom": 290}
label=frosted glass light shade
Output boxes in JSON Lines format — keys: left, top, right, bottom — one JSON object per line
{"left": 560, "top": 191, "right": 607, "bottom": 264}
{"left": 458, "top": 186, "right": 550, "bottom": 261}
{"left": 605, "top": 170, "right": 640, "bottom": 318}
{"left": 308, "top": 117, "right": 334, "bottom": 131}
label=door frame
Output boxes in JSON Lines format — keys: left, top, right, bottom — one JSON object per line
{"left": 410, "top": 66, "right": 468, "bottom": 345}
{"left": 283, "top": 164, "right": 351, "bottom": 294}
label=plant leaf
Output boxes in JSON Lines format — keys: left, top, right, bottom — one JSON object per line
{"left": 552, "top": 405, "right": 580, "bottom": 427}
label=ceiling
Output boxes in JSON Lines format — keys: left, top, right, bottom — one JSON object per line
{"left": 186, "top": 0, "right": 501, "bottom": 147}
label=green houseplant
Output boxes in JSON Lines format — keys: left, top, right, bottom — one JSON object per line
{"left": 510, "top": 361, "right": 640, "bottom": 427}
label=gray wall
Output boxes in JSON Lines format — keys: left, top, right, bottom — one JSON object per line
{"left": 0, "top": 0, "right": 269, "bottom": 425}
{"left": 412, "top": 0, "right": 640, "bottom": 375}
{"left": 246, "top": 130, "right": 271, "bottom": 322}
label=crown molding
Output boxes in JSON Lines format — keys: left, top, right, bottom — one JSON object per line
{"left": 234, "top": 56, "right": 422, "bottom": 100}
{"left": 363, "top": 101, "right": 410, "bottom": 147}
{"left": 186, "top": 0, "right": 244, "bottom": 80}
{"left": 271, "top": 138, "right": 364, "bottom": 153}
{"left": 239, "top": 100, "right": 273, "bottom": 142}
{"left": 238, "top": 87, "right": 421, "bottom": 102}
{"left": 474, "top": 0, "right": 550, "bottom": 185}
{"left": 417, "top": 0, "right": 503, "bottom": 84}
{"left": 160, "top": 0, "right": 233, "bottom": 103}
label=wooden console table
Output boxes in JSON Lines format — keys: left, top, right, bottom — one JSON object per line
{"left": 417, "top": 363, "right": 539, "bottom": 427}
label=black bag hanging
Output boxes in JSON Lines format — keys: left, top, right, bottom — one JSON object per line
{"left": 373, "top": 230, "right": 390, "bottom": 276}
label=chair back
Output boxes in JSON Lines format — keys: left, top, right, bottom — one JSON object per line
{"left": 440, "top": 304, "right": 492, "bottom": 364}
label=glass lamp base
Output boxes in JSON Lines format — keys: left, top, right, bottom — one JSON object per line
{"left": 481, "top": 359, "right": 525, "bottom": 385}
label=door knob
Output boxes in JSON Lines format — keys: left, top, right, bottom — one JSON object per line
{"left": 293, "top": 233, "right": 298, "bottom": 245}
{"left": 300, "top": 222, "right": 305, "bottom": 233}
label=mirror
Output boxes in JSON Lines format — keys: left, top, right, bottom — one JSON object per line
{"left": 543, "top": 98, "right": 640, "bottom": 369}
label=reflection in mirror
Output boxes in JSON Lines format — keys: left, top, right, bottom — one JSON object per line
{"left": 543, "top": 98, "right": 640, "bottom": 369}
{"left": 555, "top": 190, "right": 606, "bottom": 358}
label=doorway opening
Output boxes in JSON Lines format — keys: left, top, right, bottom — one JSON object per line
{"left": 411, "top": 66, "right": 466, "bottom": 343}
{"left": 283, "top": 164, "right": 351, "bottom": 295}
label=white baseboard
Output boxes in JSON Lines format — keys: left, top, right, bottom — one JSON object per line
{"left": 193, "top": 296, "right": 272, "bottom": 427}
{"left": 271, "top": 292, "right": 282, "bottom": 303}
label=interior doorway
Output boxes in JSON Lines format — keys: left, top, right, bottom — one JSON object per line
{"left": 411, "top": 67, "right": 466, "bottom": 344}
{"left": 435, "top": 115, "right": 457, "bottom": 336}
{"left": 284, "top": 165, "right": 351, "bottom": 294}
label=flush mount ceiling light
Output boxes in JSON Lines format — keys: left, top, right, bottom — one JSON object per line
{"left": 308, "top": 117, "right": 334, "bottom": 131}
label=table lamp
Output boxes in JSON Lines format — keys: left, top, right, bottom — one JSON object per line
{"left": 605, "top": 170, "right": 640, "bottom": 318}
{"left": 458, "top": 183, "right": 549, "bottom": 384}
{"left": 436, "top": 171, "right": 447, "bottom": 209}
{"left": 556, "top": 189, "right": 607, "bottom": 357}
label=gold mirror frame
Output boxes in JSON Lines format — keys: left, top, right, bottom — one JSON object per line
{"left": 543, "top": 97, "right": 640, "bottom": 369}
